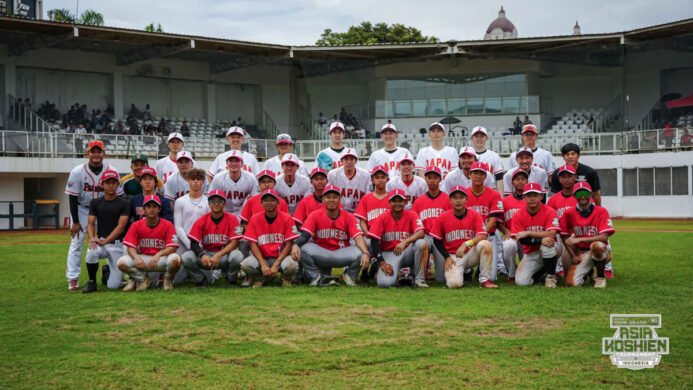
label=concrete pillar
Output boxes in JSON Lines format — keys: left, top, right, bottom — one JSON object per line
{"left": 206, "top": 82, "right": 216, "bottom": 123}
{"left": 113, "top": 69, "right": 123, "bottom": 120}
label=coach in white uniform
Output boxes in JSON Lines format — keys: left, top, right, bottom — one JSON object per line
{"left": 209, "top": 150, "right": 258, "bottom": 216}
{"left": 316, "top": 121, "right": 349, "bottom": 170}
{"left": 470, "top": 126, "right": 505, "bottom": 193}
{"left": 327, "top": 148, "right": 370, "bottom": 212}
{"left": 208, "top": 126, "right": 260, "bottom": 179}
{"left": 508, "top": 124, "right": 555, "bottom": 175}
{"left": 155, "top": 132, "right": 184, "bottom": 184}
{"left": 415, "top": 122, "right": 459, "bottom": 177}
{"left": 263, "top": 133, "right": 309, "bottom": 177}
{"left": 275, "top": 153, "right": 312, "bottom": 215}
{"left": 367, "top": 123, "right": 411, "bottom": 178}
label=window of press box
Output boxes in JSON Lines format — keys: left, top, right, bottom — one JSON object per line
{"left": 596, "top": 169, "right": 617, "bottom": 196}
{"left": 623, "top": 166, "right": 690, "bottom": 196}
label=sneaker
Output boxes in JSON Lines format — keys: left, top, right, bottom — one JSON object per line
{"left": 415, "top": 280, "right": 430, "bottom": 288}
{"left": 282, "top": 279, "right": 293, "bottom": 287}
{"left": 594, "top": 277, "right": 607, "bottom": 288}
{"left": 82, "top": 281, "right": 97, "bottom": 294}
{"left": 252, "top": 280, "right": 264, "bottom": 288}
{"left": 68, "top": 279, "right": 79, "bottom": 291}
{"left": 241, "top": 277, "right": 253, "bottom": 288}
{"left": 309, "top": 275, "right": 323, "bottom": 286}
{"left": 136, "top": 275, "right": 152, "bottom": 291}
{"left": 163, "top": 278, "right": 174, "bottom": 290}
{"left": 545, "top": 275, "right": 558, "bottom": 288}
{"left": 101, "top": 265, "right": 110, "bottom": 286}
{"left": 342, "top": 273, "right": 357, "bottom": 287}
{"left": 605, "top": 270, "right": 614, "bottom": 279}
{"left": 480, "top": 280, "right": 499, "bottom": 289}
{"left": 122, "top": 279, "right": 137, "bottom": 292}
{"left": 507, "top": 277, "right": 515, "bottom": 285}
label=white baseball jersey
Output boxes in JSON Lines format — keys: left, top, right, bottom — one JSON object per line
{"left": 415, "top": 146, "right": 459, "bottom": 177}
{"left": 209, "top": 170, "right": 258, "bottom": 215}
{"left": 316, "top": 147, "right": 348, "bottom": 170}
{"left": 386, "top": 176, "right": 427, "bottom": 210}
{"left": 65, "top": 163, "right": 123, "bottom": 208}
{"left": 328, "top": 167, "right": 371, "bottom": 212}
{"left": 508, "top": 146, "right": 555, "bottom": 174}
{"left": 208, "top": 150, "right": 260, "bottom": 177}
{"left": 476, "top": 149, "right": 505, "bottom": 176}
{"left": 441, "top": 168, "right": 495, "bottom": 194}
{"left": 155, "top": 156, "right": 178, "bottom": 184}
{"left": 173, "top": 194, "right": 210, "bottom": 249}
{"left": 503, "top": 166, "right": 549, "bottom": 195}
{"left": 264, "top": 155, "right": 309, "bottom": 177}
{"left": 275, "top": 174, "right": 312, "bottom": 215}
{"left": 367, "top": 147, "right": 412, "bottom": 178}
{"left": 163, "top": 171, "right": 209, "bottom": 201}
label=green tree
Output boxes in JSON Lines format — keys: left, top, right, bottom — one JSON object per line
{"left": 316, "top": 21, "right": 438, "bottom": 46}
{"left": 78, "top": 9, "right": 104, "bottom": 26}
{"left": 47, "top": 8, "right": 76, "bottom": 23}
{"left": 47, "top": 8, "right": 104, "bottom": 26}
{"left": 144, "top": 23, "right": 164, "bottom": 33}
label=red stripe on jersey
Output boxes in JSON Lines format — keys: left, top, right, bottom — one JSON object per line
{"left": 412, "top": 192, "right": 450, "bottom": 234}
{"left": 430, "top": 209, "right": 487, "bottom": 254}
{"left": 244, "top": 211, "right": 298, "bottom": 258}
{"left": 511, "top": 204, "right": 560, "bottom": 254}
{"left": 123, "top": 218, "right": 178, "bottom": 256}
{"left": 368, "top": 210, "right": 423, "bottom": 251}
{"left": 188, "top": 212, "right": 241, "bottom": 252}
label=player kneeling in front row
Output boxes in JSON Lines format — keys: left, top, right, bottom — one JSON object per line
{"left": 182, "top": 190, "right": 244, "bottom": 287}
{"left": 369, "top": 189, "right": 429, "bottom": 288}
{"left": 241, "top": 190, "right": 300, "bottom": 287}
{"left": 430, "top": 186, "right": 498, "bottom": 289}
{"left": 118, "top": 195, "right": 181, "bottom": 291}
{"left": 290, "top": 185, "right": 370, "bottom": 286}
{"left": 560, "top": 183, "right": 615, "bottom": 288}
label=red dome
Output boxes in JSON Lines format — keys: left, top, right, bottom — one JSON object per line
{"left": 485, "top": 6, "right": 517, "bottom": 34}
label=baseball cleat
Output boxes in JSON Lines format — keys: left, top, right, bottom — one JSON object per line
{"left": 309, "top": 275, "right": 323, "bottom": 286}
{"left": 82, "top": 281, "right": 97, "bottom": 294}
{"left": 241, "top": 277, "right": 253, "bottom": 288}
{"left": 507, "top": 277, "right": 515, "bottom": 285}
{"left": 545, "top": 275, "right": 558, "bottom": 288}
{"left": 68, "top": 279, "right": 79, "bottom": 291}
{"left": 252, "top": 280, "right": 264, "bottom": 288}
{"left": 415, "top": 280, "right": 430, "bottom": 288}
{"left": 480, "top": 280, "right": 499, "bottom": 289}
{"left": 101, "top": 265, "right": 110, "bottom": 286}
{"left": 341, "top": 273, "right": 357, "bottom": 287}
{"left": 136, "top": 275, "right": 152, "bottom": 291}
{"left": 594, "top": 277, "right": 607, "bottom": 288}
{"left": 282, "top": 279, "right": 293, "bottom": 287}
{"left": 163, "top": 278, "right": 174, "bottom": 290}
{"left": 122, "top": 279, "right": 137, "bottom": 292}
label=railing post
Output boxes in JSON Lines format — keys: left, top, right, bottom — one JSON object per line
{"left": 9, "top": 202, "right": 14, "bottom": 231}
{"left": 54, "top": 203, "right": 59, "bottom": 229}
{"left": 32, "top": 202, "right": 38, "bottom": 229}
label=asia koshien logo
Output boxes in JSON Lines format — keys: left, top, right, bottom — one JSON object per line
{"left": 602, "top": 314, "right": 669, "bottom": 370}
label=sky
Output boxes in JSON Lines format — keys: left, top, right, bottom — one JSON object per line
{"left": 45, "top": 0, "right": 693, "bottom": 45}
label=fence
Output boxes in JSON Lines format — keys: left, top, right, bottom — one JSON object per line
{"left": 0, "top": 200, "right": 60, "bottom": 230}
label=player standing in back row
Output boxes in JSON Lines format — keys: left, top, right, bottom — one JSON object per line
{"left": 155, "top": 132, "right": 185, "bottom": 184}
{"left": 367, "top": 123, "right": 411, "bottom": 178}
{"left": 207, "top": 126, "right": 260, "bottom": 180}
{"left": 316, "top": 122, "right": 348, "bottom": 170}
{"left": 327, "top": 148, "right": 370, "bottom": 213}
{"left": 415, "top": 122, "right": 459, "bottom": 178}
{"left": 507, "top": 124, "right": 555, "bottom": 175}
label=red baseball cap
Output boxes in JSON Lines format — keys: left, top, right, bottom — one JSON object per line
{"left": 323, "top": 184, "right": 341, "bottom": 196}
{"left": 521, "top": 124, "right": 538, "bottom": 134}
{"left": 225, "top": 150, "right": 244, "bottom": 162}
{"left": 87, "top": 140, "right": 105, "bottom": 151}
{"left": 399, "top": 153, "right": 415, "bottom": 164}
{"left": 143, "top": 194, "right": 161, "bottom": 207}
{"left": 470, "top": 161, "right": 488, "bottom": 173}
{"left": 341, "top": 148, "right": 359, "bottom": 160}
{"left": 448, "top": 185, "right": 468, "bottom": 197}
{"left": 140, "top": 167, "right": 157, "bottom": 178}
{"left": 573, "top": 182, "right": 593, "bottom": 194}
{"left": 458, "top": 146, "right": 477, "bottom": 158}
{"left": 557, "top": 164, "right": 577, "bottom": 175}
{"left": 388, "top": 189, "right": 407, "bottom": 201}
{"left": 424, "top": 166, "right": 442, "bottom": 177}
{"left": 207, "top": 189, "right": 227, "bottom": 202}
{"left": 256, "top": 170, "right": 276, "bottom": 181}
{"left": 310, "top": 167, "right": 328, "bottom": 178}
{"left": 523, "top": 183, "right": 543, "bottom": 195}
{"left": 100, "top": 170, "right": 120, "bottom": 183}
{"left": 511, "top": 169, "right": 529, "bottom": 180}
{"left": 370, "top": 164, "right": 389, "bottom": 176}
{"left": 281, "top": 153, "right": 300, "bottom": 166}
{"left": 259, "top": 189, "right": 281, "bottom": 200}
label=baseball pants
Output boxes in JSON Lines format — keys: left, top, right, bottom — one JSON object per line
{"left": 501, "top": 238, "right": 519, "bottom": 279}
{"left": 182, "top": 250, "right": 243, "bottom": 283}
{"left": 563, "top": 242, "right": 611, "bottom": 287}
{"left": 241, "top": 255, "right": 298, "bottom": 281}
{"left": 117, "top": 253, "right": 181, "bottom": 282}
{"left": 515, "top": 243, "right": 563, "bottom": 286}
{"left": 85, "top": 242, "right": 124, "bottom": 289}
{"left": 425, "top": 235, "right": 447, "bottom": 284}
{"left": 300, "top": 243, "right": 362, "bottom": 281}
{"left": 444, "top": 240, "right": 494, "bottom": 288}
{"left": 489, "top": 233, "right": 505, "bottom": 280}
{"left": 376, "top": 239, "right": 428, "bottom": 288}
{"left": 65, "top": 207, "right": 89, "bottom": 282}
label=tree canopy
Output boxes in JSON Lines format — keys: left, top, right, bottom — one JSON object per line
{"left": 144, "top": 23, "right": 164, "bottom": 33}
{"left": 315, "top": 22, "right": 439, "bottom": 46}
{"left": 46, "top": 8, "right": 104, "bottom": 26}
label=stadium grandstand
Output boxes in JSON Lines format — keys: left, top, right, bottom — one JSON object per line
{"left": 0, "top": 11, "right": 692, "bottom": 227}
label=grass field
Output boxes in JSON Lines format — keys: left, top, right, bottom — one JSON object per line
{"left": 1, "top": 220, "right": 691, "bottom": 388}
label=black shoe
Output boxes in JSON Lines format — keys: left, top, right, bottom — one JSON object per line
{"left": 464, "top": 270, "right": 473, "bottom": 283}
{"left": 195, "top": 278, "right": 209, "bottom": 288}
{"left": 82, "top": 281, "right": 97, "bottom": 294}
{"left": 101, "top": 265, "right": 110, "bottom": 286}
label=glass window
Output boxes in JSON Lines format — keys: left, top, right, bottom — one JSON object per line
{"left": 623, "top": 168, "right": 637, "bottom": 196}
{"left": 467, "top": 98, "right": 484, "bottom": 114}
{"left": 639, "top": 168, "right": 654, "bottom": 196}
{"left": 527, "top": 96, "right": 540, "bottom": 113}
{"left": 655, "top": 167, "right": 671, "bottom": 195}
{"left": 447, "top": 83, "right": 466, "bottom": 99}
{"left": 412, "top": 101, "right": 428, "bottom": 117}
{"left": 447, "top": 99, "right": 466, "bottom": 115}
{"left": 672, "top": 166, "right": 689, "bottom": 195}
{"left": 597, "top": 169, "right": 617, "bottom": 196}
{"left": 506, "top": 81, "right": 526, "bottom": 97}
{"left": 375, "top": 100, "right": 388, "bottom": 118}
{"left": 485, "top": 81, "right": 504, "bottom": 98}
{"left": 426, "top": 84, "right": 446, "bottom": 100}
{"left": 504, "top": 97, "right": 521, "bottom": 114}
{"left": 466, "top": 81, "right": 484, "bottom": 98}
{"left": 485, "top": 98, "right": 502, "bottom": 113}
{"left": 394, "top": 101, "right": 411, "bottom": 117}
{"left": 428, "top": 100, "right": 446, "bottom": 116}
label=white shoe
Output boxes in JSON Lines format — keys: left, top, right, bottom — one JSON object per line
{"left": 415, "top": 280, "right": 430, "bottom": 288}
{"left": 545, "top": 275, "right": 557, "bottom": 288}
{"left": 122, "top": 279, "right": 137, "bottom": 292}
{"left": 68, "top": 279, "right": 79, "bottom": 291}
{"left": 594, "top": 277, "right": 607, "bottom": 288}
{"left": 136, "top": 275, "right": 152, "bottom": 291}
{"left": 341, "top": 273, "right": 357, "bottom": 287}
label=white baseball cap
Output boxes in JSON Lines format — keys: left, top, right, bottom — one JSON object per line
{"left": 341, "top": 148, "right": 359, "bottom": 160}
{"left": 380, "top": 123, "right": 398, "bottom": 133}
{"left": 399, "top": 153, "right": 415, "bottom": 164}
{"left": 225, "top": 150, "right": 244, "bottom": 162}
{"left": 458, "top": 146, "right": 477, "bottom": 159}
{"left": 281, "top": 153, "right": 300, "bottom": 166}
{"left": 167, "top": 132, "right": 184, "bottom": 143}
{"left": 176, "top": 150, "right": 194, "bottom": 163}
{"left": 226, "top": 126, "right": 245, "bottom": 137}
{"left": 276, "top": 133, "right": 293, "bottom": 144}
{"left": 428, "top": 122, "right": 445, "bottom": 132}
{"left": 329, "top": 122, "right": 345, "bottom": 133}
{"left": 470, "top": 126, "right": 487, "bottom": 137}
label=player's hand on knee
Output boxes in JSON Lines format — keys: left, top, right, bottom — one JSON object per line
{"left": 379, "top": 261, "right": 394, "bottom": 276}
{"left": 149, "top": 255, "right": 161, "bottom": 268}
{"left": 360, "top": 253, "right": 370, "bottom": 270}
{"left": 135, "top": 257, "right": 146, "bottom": 270}
{"left": 201, "top": 255, "right": 211, "bottom": 268}
{"left": 565, "top": 234, "right": 577, "bottom": 247}
{"left": 571, "top": 256, "right": 582, "bottom": 265}
{"left": 261, "top": 264, "right": 273, "bottom": 276}
{"left": 290, "top": 246, "right": 301, "bottom": 261}
{"left": 70, "top": 223, "right": 82, "bottom": 238}
{"left": 393, "top": 242, "right": 407, "bottom": 255}
{"left": 88, "top": 238, "right": 100, "bottom": 250}
{"left": 541, "top": 237, "right": 555, "bottom": 247}
{"left": 445, "top": 257, "right": 454, "bottom": 272}
{"left": 208, "top": 257, "right": 220, "bottom": 269}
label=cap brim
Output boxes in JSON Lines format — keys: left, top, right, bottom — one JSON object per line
{"left": 523, "top": 190, "right": 542, "bottom": 195}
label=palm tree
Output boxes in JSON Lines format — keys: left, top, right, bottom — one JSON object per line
{"left": 144, "top": 23, "right": 164, "bottom": 33}
{"left": 47, "top": 8, "right": 76, "bottom": 23}
{"left": 79, "top": 9, "right": 104, "bottom": 26}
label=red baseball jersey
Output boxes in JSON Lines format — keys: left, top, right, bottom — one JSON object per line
{"left": 368, "top": 210, "right": 424, "bottom": 251}
{"left": 411, "top": 192, "right": 450, "bottom": 234}
{"left": 465, "top": 186, "right": 503, "bottom": 233}
{"left": 188, "top": 212, "right": 242, "bottom": 252}
{"left": 353, "top": 192, "right": 390, "bottom": 227}
{"left": 123, "top": 218, "right": 178, "bottom": 255}
{"left": 293, "top": 194, "right": 327, "bottom": 225}
{"left": 559, "top": 206, "right": 615, "bottom": 250}
{"left": 244, "top": 211, "right": 300, "bottom": 258}
{"left": 239, "top": 193, "right": 290, "bottom": 223}
{"left": 511, "top": 204, "right": 561, "bottom": 254}
{"left": 301, "top": 209, "right": 363, "bottom": 251}
{"left": 547, "top": 192, "right": 578, "bottom": 219}
{"left": 429, "top": 209, "right": 487, "bottom": 254}
{"left": 500, "top": 194, "right": 525, "bottom": 230}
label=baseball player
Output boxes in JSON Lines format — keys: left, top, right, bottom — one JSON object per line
{"left": 429, "top": 185, "right": 498, "bottom": 289}
{"left": 415, "top": 122, "right": 459, "bottom": 177}
{"left": 64, "top": 140, "right": 122, "bottom": 291}
{"left": 354, "top": 165, "right": 391, "bottom": 235}
{"left": 290, "top": 185, "right": 370, "bottom": 286}
{"left": 117, "top": 195, "right": 182, "bottom": 291}
{"left": 293, "top": 167, "right": 329, "bottom": 225}
{"left": 497, "top": 169, "right": 529, "bottom": 283}
{"left": 508, "top": 124, "right": 555, "bottom": 175}
{"left": 130, "top": 167, "right": 173, "bottom": 222}
{"left": 386, "top": 153, "right": 426, "bottom": 210}
{"left": 366, "top": 123, "right": 412, "bottom": 178}
{"left": 182, "top": 189, "right": 244, "bottom": 286}
{"left": 470, "top": 126, "right": 505, "bottom": 193}
{"left": 241, "top": 189, "right": 300, "bottom": 287}
{"left": 327, "top": 148, "right": 370, "bottom": 213}
{"left": 164, "top": 151, "right": 208, "bottom": 203}
{"left": 155, "top": 132, "right": 184, "bottom": 184}
{"left": 559, "top": 182, "right": 615, "bottom": 288}
{"left": 411, "top": 166, "right": 450, "bottom": 282}
{"left": 240, "top": 170, "right": 289, "bottom": 225}
{"left": 512, "top": 183, "right": 562, "bottom": 288}
{"left": 208, "top": 126, "right": 260, "bottom": 180}
{"left": 369, "top": 189, "right": 429, "bottom": 288}
{"left": 547, "top": 165, "right": 579, "bottom": 218}
{"left": 209, "top": 150, "right": 258, "bottom": 217}
{"left": 172, "top": 168, "right": 210, "bottom": 284}
{"left": 83, "top": 170, "right": 131, "bottom": 293}
{"left": 120, "top": 153, "right": 163, "bottom": 197}
{"left": 549, "top": 143, "right": 602, "bottom": 206}
{"left": 315, "top": 121, "right": 348, "bottom": 170}
{"left": 441, "top": 147, "right": 494, "bottom": 193}
{"left": 503, "top": 147, "right": 549, "bottom": 195}
{"left": 263, "top": 133, "right": 309, "bottom": 177}
{"left": 275, "top": 153, "right": 312, "bottom": 215}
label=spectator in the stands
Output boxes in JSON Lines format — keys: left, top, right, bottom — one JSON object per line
{"left": 180, "top": 121, "right": 190, "bottom": 137}
{"left": 157, "top": 118, "right": 167, "bottom": 135}
{"left": 523, "top": 115, "right": 532, "bottom": 126}
{"left": 339, "top": 107, "right": 347, "bottom": 123}
{"left": 587, "top": 114, "right": 595, "bottom": 131}
{"left": 513, "top": 116, "right": 522, "bottom": 134}
{"left": 128, "top": 103, "right": 141, "bottom": 119}
{"left": 75, "top": 123, "right": 87, "bottom": 135}
{"left": 318, "top": 112, "right": 327, "bottom": 127}
{"left": 105, "top": 103, "right": 114, "bottom": 118}
{"left": 126, "top": 115, "right": 139, "bottom": 135}
{"left": 143, "top": 104, "right": 152, "bottom": 121}
{"left": 115, "top": 120, "right": 126, "bottom": 135}
{"left": 236, "top": 117, "right": 245, "bottom": 128}
{"left": 662, "top": 122, "right": 675, "bottom": 148}
{"left": 681, "top": 128, "right": 693, "bottom": 147}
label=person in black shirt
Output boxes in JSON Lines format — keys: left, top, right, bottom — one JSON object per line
{"left": 550, "top": 143, "right": 602, "bottom": 206}
{"left": 84, "top": 170, "right": 131, "bottom": 293}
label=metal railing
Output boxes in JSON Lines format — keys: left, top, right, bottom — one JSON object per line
{"left": 0, "top": 128, "right": 691, "bottom": 161}
{"left": 7, "top": 94, "right": 61, "bottom": 134}
{"left": 0, "top": 200, "right": 61, "bottom": 230}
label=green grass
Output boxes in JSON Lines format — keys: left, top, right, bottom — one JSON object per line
{"left": 0, "top": 224, "right": 692, "bottom": 388}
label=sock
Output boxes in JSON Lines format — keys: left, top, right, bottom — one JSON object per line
{"left": 86, "top": 263, "right": 98, "bottom": 283}
{"left": 594, "top": 260, "right": 606, "bottom": 278}
{"left": 543, "top": 256, "right": 558, "bottom": 276}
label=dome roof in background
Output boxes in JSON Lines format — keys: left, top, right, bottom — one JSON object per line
{"left": 486, "top": 6, "right": 517, "bottom": 34}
